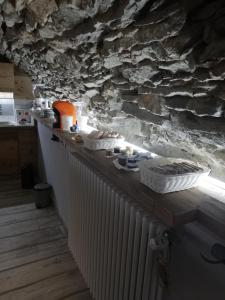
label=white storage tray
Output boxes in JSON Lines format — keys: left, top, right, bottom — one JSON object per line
{"left": 83, "top": 136, "right": 123, "bottom": 150}
{"left": 138, "top": 158, "right": 210, "bottom": 194}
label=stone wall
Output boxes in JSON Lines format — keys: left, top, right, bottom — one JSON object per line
{"left": 1, "top": 0, "right": 225, "bottom": 178}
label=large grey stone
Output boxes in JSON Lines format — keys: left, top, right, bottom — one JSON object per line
{"left": 122, "top": 65, "right": 158, "bottom": 84}
{"left": 138, "top": 94, "right": 168, "bottom": 116}
{"left": 122, "top": 102, "right": 168, "bottom": 125}
{"left": 26, "top": 0, "right": 58, "bottom": 25}
{"left": 187, "top": 97, "right": 224, "bottom": 117}
{"left": 135, "top": 2, "right": 183, "bottom": 27}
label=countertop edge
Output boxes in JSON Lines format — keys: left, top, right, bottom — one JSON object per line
{"left": 34, "top": 114, "right": 225, "bottom": 239}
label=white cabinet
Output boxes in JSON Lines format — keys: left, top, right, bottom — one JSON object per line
{"left": 38, "top": 122, "right": 70, "bottom": 227}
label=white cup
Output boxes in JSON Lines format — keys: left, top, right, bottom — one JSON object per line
{"left": 61, "top": 116, "right": 73, "bottom": 131}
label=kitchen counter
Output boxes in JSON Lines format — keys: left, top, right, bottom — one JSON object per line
{"left": 34, "top": 114, "right": 225, "bottom": 239}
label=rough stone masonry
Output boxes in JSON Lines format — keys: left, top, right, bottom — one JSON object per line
{"left": 1, "top": 0, "right": 225, "bottom": 179}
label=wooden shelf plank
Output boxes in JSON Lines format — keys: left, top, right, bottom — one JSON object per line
{"left": 34, "top": 115, "right": 225, "bottom": 234}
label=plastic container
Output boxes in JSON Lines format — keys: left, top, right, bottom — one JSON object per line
{"left": 33, "top": 183, "right": 52, "bottom": 208}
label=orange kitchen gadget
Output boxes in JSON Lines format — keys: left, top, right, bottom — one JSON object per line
{"left": 52, "top": 100, "right": 76, "bottom": 129}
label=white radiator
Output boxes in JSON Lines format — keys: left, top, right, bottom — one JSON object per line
{"left": 68, "top": 152, "right": 169, "bottom": 300}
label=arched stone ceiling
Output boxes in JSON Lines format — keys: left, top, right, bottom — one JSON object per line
{"left": 1, "top": 0, "right": 225, "bottom": 178}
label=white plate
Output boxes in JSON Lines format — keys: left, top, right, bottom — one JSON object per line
{"left": 113, "top": 159, "right": 139, "bottom": 172}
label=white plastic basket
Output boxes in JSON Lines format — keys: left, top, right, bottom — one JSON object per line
{"left": 83, "top": 137, "right": 124, "bottom": 150}
{"left": 138, "top": 158, "right": 210, "bottom": 194}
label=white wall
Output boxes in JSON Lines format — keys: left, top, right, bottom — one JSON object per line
{"left": 164, "top": 223, "right": 225, "bottom": 300}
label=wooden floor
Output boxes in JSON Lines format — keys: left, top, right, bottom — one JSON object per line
{"left": 0, "top": 177, "right": 93, "bottom": 300}
{"left": 0, "top": 176, "right": 33, "bottom": 209}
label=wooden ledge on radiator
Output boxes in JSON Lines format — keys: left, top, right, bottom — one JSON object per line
{"left": 34, "top": 115, "right": 225, "bottom": 238}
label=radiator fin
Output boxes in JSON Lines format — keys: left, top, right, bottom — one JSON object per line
{"left": 68, "top": 153, "right": 166, "bottom": 300}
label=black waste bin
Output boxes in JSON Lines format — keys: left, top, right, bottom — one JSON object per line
{"left": 33, "top": 183, "right": 52, "bottom": 209}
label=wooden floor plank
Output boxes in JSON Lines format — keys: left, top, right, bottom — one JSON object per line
{"left": 0, "top": 215, "right": 61, "bottom": 239}
{"left": 0, "top": 177, "right": 33, "bottom": 208}
{"left": 0, "top": 190, "right": 32, "bottom": 198}
{"left": 0, "top": 195, "right": 33, "bottom": 203}
{"left": 0, "top": 175, "right": 20, "bottom": 181}
{"left": 0, "top": 186, "right": 91, "bottom": 300}
{"left": 0, "top": 189, "right": 32, "bottom": 195}
{"left": 0, "top": 239, "right": 68, "bottom": 272}
{"left": 0, "top": 227, "right": 64, "bottom": 254}
{"left": 0, "top": 270, "right": 87, "bottom": 300}
{"left": 0, "top": 253, "right": 77, "bottom": 295}
{"left": 0, "top": 207, "right": 55, "bottom": 226}
{"left": 62, "top": 290, "right": 93, "bottom": 300}
{"left": 0, "top": 186, "right": 23, "bottom": 193}
{"left": 0, "top": 203, "right": 35, "bottom": 216}
{"left": 0, "top": 180, "right": 21, "bottom": 189}
{"left": 0, "top": 196, "right": 33, "bottom": 209}
{"left": 0, "top": 181, "right": 24, "bottom": 190}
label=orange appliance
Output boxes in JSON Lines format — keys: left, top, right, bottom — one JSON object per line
{"left": 52, "top": 100, "right": 76, "bottom": 130}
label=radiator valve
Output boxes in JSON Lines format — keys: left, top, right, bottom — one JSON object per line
{"left": 149, "top": 231, "right": 169, "bottom": 251}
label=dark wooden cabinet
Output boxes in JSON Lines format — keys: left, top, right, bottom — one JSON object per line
{"left": 0, "top": 133, "right": 19, "bottom": 175}
{"left": 0, "top": 127, "right": 37, "bottom": 176}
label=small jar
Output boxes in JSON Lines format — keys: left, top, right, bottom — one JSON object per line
{"left": 127, "top": 157, "right": 137, "bottom": 169}
{"left": 118, "top": 155, "right": 127, "bottom": 166}
{"left": 114, "top": 147, "right": 121, "bottom": 154}
{"left": 125, "top": 146, "right": 133, "bottom": 157}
